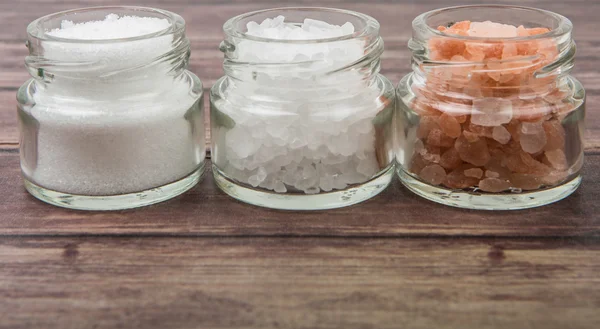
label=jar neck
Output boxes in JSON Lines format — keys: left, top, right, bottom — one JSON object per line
{"left": 219, "top": 8, "right": 383, "bottom": 92}
{"left": 222, "top": 37, "right": 383, "bottom": 88}
{"left": 24, "top": 7, "right": 190, "bottom": 97}
{"left": 408, "top": 5, "right": 574, "bottom": 109}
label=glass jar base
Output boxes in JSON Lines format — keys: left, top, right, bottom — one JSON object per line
{"left": 213, "top": 165, "right": 394, "bottom": 210}
{"left": 398, "top": 168, "right": 581, "bottom": 210}
{"left": 23, "top": 164, "right": 205, "bottom": 211}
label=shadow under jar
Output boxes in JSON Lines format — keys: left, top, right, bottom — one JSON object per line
{"left": 211, "top": 8, "right": 395, "bottom": 210}
{"left": 17, "top": 7, "right": 205, "bottom": 210}
{"left": 396, "top": 5, "right": 585, "bottom": 210}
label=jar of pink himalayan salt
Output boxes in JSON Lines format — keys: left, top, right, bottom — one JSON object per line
{"left": 395, "top": 5, "right": 585, "bottom": 210}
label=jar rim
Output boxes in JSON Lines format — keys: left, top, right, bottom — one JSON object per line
{"left": 27, "top": 6, "right": 185, "bottom": 44}
{"left": 414, "top": 5, "right": 572, "bottom": 42}
{"left": 223, "top": 7, "right": 379, "bottom": 44}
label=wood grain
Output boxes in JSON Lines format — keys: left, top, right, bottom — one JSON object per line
{"left": 1, "top": 236, "right": 599, "bottom": 329}
{"left": 1, "top": 153, "right": 598, "bottom": 237}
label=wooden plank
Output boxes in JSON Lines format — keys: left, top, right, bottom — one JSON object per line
{"left": 0, "top": 153, "right": 598, "bottom": 237}
{"left": 1, "top": 236, "right": 599, "bottom": 329}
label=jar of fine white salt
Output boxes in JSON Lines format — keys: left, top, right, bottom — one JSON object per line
{"left": 17, "top": 7, "right": 206, "bottom": 210}
{"left": 211, "top": 8, "right": 395, "bottom": 210}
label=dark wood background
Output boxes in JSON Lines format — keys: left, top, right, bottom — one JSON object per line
{"left": 1, "top": 0, "right": 599, "bottom": 328}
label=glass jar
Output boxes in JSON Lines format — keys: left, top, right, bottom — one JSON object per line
{"left": 211, "top": 8, "right": 395, "bottom": 210}
{"left": 17, "top": 7, "right": 205, "bottom": 210}
{"left": 396, "top": 5, "right": 585, "bottom": 210}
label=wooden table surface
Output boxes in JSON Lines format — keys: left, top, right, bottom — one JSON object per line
{"left": 1, "top": 0, "right": 599, "bottom": 328}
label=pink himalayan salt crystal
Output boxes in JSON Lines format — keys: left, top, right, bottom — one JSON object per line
{"left": 414, "top": 138, "right": 424, "bottom": 153}
{"left": 478, "top": 177, "right": 511, "bottom": 192}
{"left": 520, "top": 121, "right": 547, "bottom": 154}
{"left": 417, "top": 116, "right": 440, "bottom": 139}
{"left": 485, "top": 170, "right": 500, "bottom": 178}
{"left": 445, "top": 165, "right": 480, "bottom": 189}
{"left": 420, "top": 164, "right": 447, "bottom": 185}
{"left": 468, "top": 122, "right": 494, "bottom": 138}
{"left": 540, "top": 170, "right": 568, "bottom": 186}
{"left": 468, "top": 21, "right": 518, "bottom": 38}
{"left": 506, "top": 151, "right": 552, "bottom": 176}
{"left": 438, "top": 113, "right": 462, "bottom": 138}
{"left": 492, "top": 125, "right": 511, "bottom": 144}
{"left": 464, "top": 168, "right": 483, "bottom": 179}
{"left": 455, "top": 132, "right": 491, "bottom": 166}
{"left": 440, "top": 148, "right": 463, "bottom": 170}
{"left": 485, "top": 158, "right": 512, "bottom": 179}
{"left": 410, "top": 153, "right": 428, "bottom": 174}
{"left": 427, "top": 128, "right": 455, "bottom": 148}
{"left": 471, "top": 98, "right": 513, "bottom": 127}
{"left": 543, "top": 120, "right": 565, "bottom": 151}
{"left": 419, "top": 144, "right": 441, "bottom": 163}
{"left": 506, "top": 120, "right": 521, "bottom": 142}
{"left": 512, "top": 99, "right": 552, "bottom": 122}
{"left": 510, "top": 173, "right": 542, "bottom": 190}
{"left": 463, "top": 130, "right": 480, "bottom": 143}
{"left": 545, "top": 149, "right": 568, "bottom": 170}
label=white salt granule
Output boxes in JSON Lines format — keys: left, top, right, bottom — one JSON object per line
{"left": 47, "top": 14, "right": 171, "bottom": 39}
{"left": 245, "top": 15, "right": 355, "bottom": 40}
{"left": 214, "top": 16, "right": 387, "bottom": 194}
{"left": 43, "top": 14, "right": 174, "bottom": 75}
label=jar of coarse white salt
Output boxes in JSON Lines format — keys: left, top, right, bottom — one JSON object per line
{"left": 211, "top": 8, "right": 395, "bottom": 210}
{"left": 17, "top": 7, "right": 205, "bottom": 210}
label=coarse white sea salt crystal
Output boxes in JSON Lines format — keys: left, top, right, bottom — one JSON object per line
{"left": 24, "top": 14, "right": 204, "bottom": 196}
{"left": 235, "top": 16, "right": 362, "bottom": 66}
{"left": 215, "top": 16, "right": 386, "bottom": 194}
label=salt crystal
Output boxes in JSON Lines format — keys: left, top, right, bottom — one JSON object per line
{"left": 471, "top": 98, "right": 513, "bottom": 127}
{"left": 509, "top": 173, "right": 542, "bottom": 190}
{"left": 438, "top": 113, "right": 462, "bottom": 138}
{"left": 545, "top": 149, "right": 568, "bottom": 170}
{"left": 419, "top": 164, "right": 447, "bottom": 185}
{"left": 464, "top": 168, "right": 483, "bottom": 179}
{"left": 319, "top": 175, "right": 334, "bottom": 192}
{"left": 248, "top": 175, "right": 262, "bottom": 187}
{"left": 47, "top": 14, "right": 170, "bottom": 40}
{"left": 427, "top": 128, "right": 455, "bottom": 148}
{"left": 519, "top": 122, "right": 547, "bottom": 154}
{"left": 542, "top": 120, "right": 565, "bottom": 151}
{"left": 455, "top": 133, "right": 491, "bottom": 166}
{"left": 468, "top": 21, "right": 518, "bottom": 38}
{"left": 274, "top": 180, "right": 287, "bottom": 193}
{"left": 478, "top": 178, "right": 511, "bottom": 192}
{"left": 257, "top": 167, "right": 268, "bottom": 181}
{"left": 485, "top": 170, "right": 500, "bottom": 178}
{"left": 440, "top": 148, "right": 463, "bottom": 170}
{"left": 445, "top": 165, "right": 480, "bottom": 189}
{"left": 492, "top": 125, "right": 511, "bottom": 144}
{"left": 417, "top": 116, "right": 440, "bottom": 139}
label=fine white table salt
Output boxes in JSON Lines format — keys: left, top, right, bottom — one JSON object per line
{"left": 46, "top": 14, "right": 170, "bottom": 39}
{"left": 23, "top": 14, "right": 204, "bottom": 196}
{"left": 213, "top": 16, "right": 387, "bottom": 194}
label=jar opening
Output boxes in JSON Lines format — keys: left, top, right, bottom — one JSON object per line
{"left": 416, "top": 5, "right": 571, "bottom": 41}
{"left": 223, "top": 7, "right": 379, "bottom": 44}
{"left": 28, "top": 6, "right": 184, "bottom": 43}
